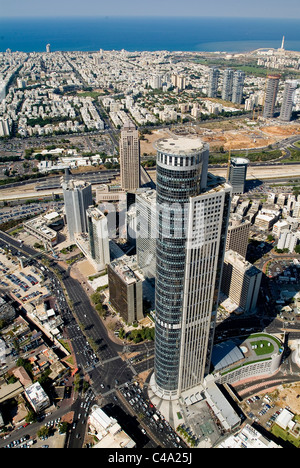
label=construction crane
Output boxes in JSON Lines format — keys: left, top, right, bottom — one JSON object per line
{"left": 226, "top": 146, "right": 232, "bottom": 182}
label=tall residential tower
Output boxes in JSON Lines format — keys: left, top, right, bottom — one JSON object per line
{"left": 207, "top": 67, "right": 220, "bottom": 98}
{"left": 232, "top": 70, "right": 245, "bottom": 104}
{"left": 263, "top": 74, "right": 281, "bottom": 119}
{"left": 280, "top": 80, "right": 297, "bottom": 122}
{"left": 222, "top": 69, "right": 234, "bottom": 101}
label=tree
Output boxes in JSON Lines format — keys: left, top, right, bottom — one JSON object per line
{"left": 37, "top": 426, "right": 50, "bottom": 439}
{"left": 26, "top": 410, "right": 37, "bottom": 424}
{"left": 58, "top": 422, "right": 69, "bottom": 434}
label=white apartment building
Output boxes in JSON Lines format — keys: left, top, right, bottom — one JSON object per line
{"left": 255, "top": 209, "right": 280, "bottom": 230}
{"left": 277, "top": 229, "right": 300, "bottom": 253}
{"left": 24, "top": 382, "right": 50, "bottom": 413}
{"left": 86, "top": 207, "right": 110, "bottom": 272}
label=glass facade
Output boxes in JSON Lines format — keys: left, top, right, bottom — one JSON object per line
{"left": 154, "top": 140, "right": 208, "bottom": 393}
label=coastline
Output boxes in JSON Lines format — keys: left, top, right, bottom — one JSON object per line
{"left": 0, "top": 16, "right": 300, "bottom": 53}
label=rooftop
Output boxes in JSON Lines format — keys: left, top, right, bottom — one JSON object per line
{"left": 109, "top": 255, "right": 141, "bottom": 285}
{"left": 231, "top": 157, "right": 250, "bottom": 166}
{"left": 212, "top": 333, "right": 283, "bottom": 375}
{"left": 154, "top": 136, "right": 206, "bottom": 155}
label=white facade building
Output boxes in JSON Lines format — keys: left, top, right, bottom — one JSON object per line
{"left": 24, "top": 382, "right": 50, "bottom": 413}
{"left": 86, "top": 207, "right": 110, "bottom": 272}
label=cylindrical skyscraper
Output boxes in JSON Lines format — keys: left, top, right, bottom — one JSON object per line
{"left": 153, "top": 138, "right": 208, "bottom": 398}
{"left": 228, "top": 157, "right": 249, "bottom": 195}
{"left": 151, "top": 136, "right": 231, "bottom": 400}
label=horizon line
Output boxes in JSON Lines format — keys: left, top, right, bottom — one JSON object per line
{"left": 0, "top": 15, "right": 299, "bottom": 20}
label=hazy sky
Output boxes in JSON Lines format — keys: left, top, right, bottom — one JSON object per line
{"left": 2, "top": 0, "right": 300, "bottom": 19}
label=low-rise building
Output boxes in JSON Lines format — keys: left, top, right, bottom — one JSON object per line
{"left": 23, "top": 213, "right": 59, "bottom": 247}
{"left": 212, "top": 333, "right": 283, "bottom": 385}
{"left": 24, "top": 381, "right": 50, "bottom": 413}
{"left": 217, "top": 424, "right": 282, "bottom": 448}
{"left": 255, "top": 209, "right": 280, "bottom": 230}
{"left": 89, "top": 406, "right": 136, "bottom": 448}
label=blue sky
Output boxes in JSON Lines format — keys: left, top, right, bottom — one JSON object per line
{"left": 2, "top": 0, "right": 300, "bottom": 19}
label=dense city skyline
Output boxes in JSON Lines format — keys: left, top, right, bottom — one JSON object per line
{"left": 1, "top": 11, "right": 300, "bottom": 450}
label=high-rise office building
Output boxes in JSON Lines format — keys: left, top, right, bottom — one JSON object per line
{"left": 136, "top": 188, "right": 156, "bottom": 281}
{"left": 226, "top": 214, "right": 251, "bottom": 259}
{"left": 207, "top": 67, "right": 220, "bottom": 98}
{"left": 108, "top": 256, "right": 143, "bottom": 324}
{"left": 263, "top": 74, "right": 281, "bottom": 118}
{"left": 62, "top": 179, "right": 93, "bottom": 240}
{"left": 120, "top": 121, "right": 140, "bottom": 192}
{"left": 151, "top": 136, "right": 231, "bottom": 400}
{"left": 279, "top": 80, "right": 297, "bottom": 122}
{"left": 222, "top": 69, "right": 234, "bottom": 101}
{"left": 87, "top": 207, "right": 110, "bottom": 272}
{"left": 232, "top": 70, "right": 245, "bottom": 104}
{"left": 228, "top": 157, "right": 249, "bottom": 195}
{"left": 221, "top": 250, "right": 262, "bottom": 315}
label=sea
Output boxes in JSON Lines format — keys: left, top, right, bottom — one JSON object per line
{"left": 1, "top": 16, "right": 300, "bottom": 54}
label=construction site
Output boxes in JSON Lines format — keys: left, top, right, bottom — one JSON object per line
{"left": 140, "top": 120, "right": 300, "bottom": 155}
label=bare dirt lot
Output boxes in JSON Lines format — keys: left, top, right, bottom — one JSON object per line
{"left": 140, "top": 129, "right": 174, "bottom": 155}
{"left": 271, "top": 383, "right": 300, "bottom": 414}
{"left": 261, "top": 124, "right": 300, "bottom": 138}
{"left": 140, "top": 122, "right": 300, "bottom": 155}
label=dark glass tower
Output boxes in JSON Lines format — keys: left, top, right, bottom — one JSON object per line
{"left": 153, "top": 137, "right": 209, "bottom": 397}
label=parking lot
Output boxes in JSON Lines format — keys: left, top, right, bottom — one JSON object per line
{"left": 245, "top": 394, "right": 284, "bottom": 430}
{"left": 0, "top": 252, "right": 49, "bottom": 302}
